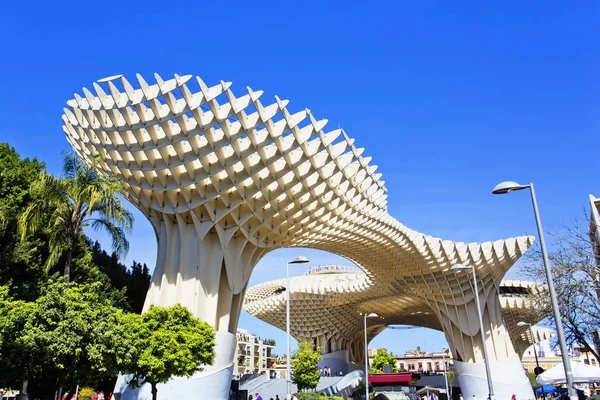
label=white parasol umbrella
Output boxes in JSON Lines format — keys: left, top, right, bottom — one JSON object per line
{"left": 536, "top": 361, "right": 600, "bottom": 385}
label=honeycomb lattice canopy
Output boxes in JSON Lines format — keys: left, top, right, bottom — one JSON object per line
{"left": 244, "top": 271, "right": 554, "bottom": 362}
{"left": 62, "top": 73, "right": 389, "bottom": 250}
{"left": 62, "top": 73, "right": 537, "bottom": 399}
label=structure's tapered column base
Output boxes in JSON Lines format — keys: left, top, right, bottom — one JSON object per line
{"left": 454, "top": 354, "right": 533, "bottom": 400}
{"left": 113, "top": 331, "right": 236, "bottom": 400}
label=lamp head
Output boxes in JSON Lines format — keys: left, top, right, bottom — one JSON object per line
{"left": 288, "top": 256, "right": 309, "bottom": 264}
{"left": 450, "top": 264, "right": 472, "bottom": 271}
{"left": 492, "top": 181, "right": 530, "bottom": 195}
{"left": 516, "top": 321, "right": 530, "bottom": 327}
{"left": 366, "top": 313, "right": 379, "bottom": 318}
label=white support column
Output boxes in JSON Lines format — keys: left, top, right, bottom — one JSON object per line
{"left": 432, "top": 285, "right": 534, "bottom": 400}
{"left": 114, "top": 217, "right": 265, "bottom": 400}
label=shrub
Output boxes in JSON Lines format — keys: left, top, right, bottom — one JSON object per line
{"left": 296, "top": 393, "right": 325, "bottom": 400}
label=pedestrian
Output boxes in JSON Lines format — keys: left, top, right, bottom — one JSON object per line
{"left": 276, "top": 396, "right": 280, "bottom": 400}
{"left": 459, "top": 395, "right": 463, "bottom": 400}
{"left": 589, "top": 390, "right": 600, "bottom": 400}
{"left": 249, "top": 396, "right": 253, "bottom": 400}
{"left": 512, "top": 394, "right": 517, "bottom": 400}
{"left": 256, "top": 393, "right": 263, "bottom": 400}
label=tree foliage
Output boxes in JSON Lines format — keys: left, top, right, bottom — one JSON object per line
{"left": 18, "top": 152, "right": 134, "bottom": 282}
{"left": 447, "top": 370, "right": 455, "bottom": 383}
{"left": 0, "top": 280, "right": 125, "bottom": 397}
{"left": 0, "top": 144, "right": 150, "bottom": 309}
{"left": 292, "top": 341, "right": 322, "bottom": 392}
{"left": 0, "top": 144, "right": 49, "bottom": 300}
{"left": 1, "top": 283, "right": 215, "bottom": 400}
{"left": 522, "top": 216, "right": 600, "bottom": 360}
{"left": 0, "top": 285, "right": 36, "bottom": 388}
{"left": 119, "top": 304, "right": 215, "bottom": 400}
{"left": 370, "top": 348, "right": 397, "bottom": 373}
{"left": 0, "top": 143, "right": 153, "bottom": 397}
{"left": 78, "top": 387, "right": 95, "bottom": 399}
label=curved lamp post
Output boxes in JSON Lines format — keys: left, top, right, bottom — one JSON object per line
{"left": 450, "top": 263, "right": 495, "bottom": 400}
{"left": 493, "top": 181, "right": 576, "bottom": 400}
{"left": 286, "top": 256, "right": 309, "bottom": 398}
{"left": 517, "top": 321, "right": 545, "bottom": 399}
{"left": 364, "top": 312, "right": 379, "bottom": 400}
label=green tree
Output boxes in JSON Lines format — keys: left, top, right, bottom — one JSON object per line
{"left": 18, "top": 152, "right": 133, "bottom": 282}
{"left": 118, "top": 304, "right": 215, "bottom": 400}
{"left": 0, "top": 286, "right": 36, "bottom": 394}
{"left": 370, "top": 348, "right": 397, "bottom": 373}
{"left": 0, "top": 144, "right": 48, "bottom": 300}
{"left": 292, "top": 341, "right": 321, "bottom": 392}
{"left": 77, "top": 387, "right": 95, "bottom": 400}
{"left": 447, "top": 370, "right": 455, "bottom": 384}
{"left": 19, "top": 280, "right": 125, "bottom": 397}
{"left": 0, "top": 280, "right": 126, "bottom": 398}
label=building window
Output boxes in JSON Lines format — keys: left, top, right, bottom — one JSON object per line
{"left": 592, "top": 359, "right": 597, "bottom": 366}
{"left": 585, "top": 359, "right": 590, "bottom": 365}
{"left": 400, "top": 363, "right": 405, "bottom": 371}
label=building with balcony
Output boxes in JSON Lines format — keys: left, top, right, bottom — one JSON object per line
{"left": 234, "top": 328, "right": 277, "bottom": 377}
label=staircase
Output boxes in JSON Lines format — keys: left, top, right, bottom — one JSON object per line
{"left": 240, "top": 370, "right": 364, "bottom": 399}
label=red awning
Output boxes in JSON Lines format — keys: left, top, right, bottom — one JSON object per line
{"left": 369, "top": 373, "right": 419, "bottom": 384}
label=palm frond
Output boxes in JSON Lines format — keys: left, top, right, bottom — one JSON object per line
{"left": 17, "top": 172, "right": 69, "bottom": 241}
{"left": 88, "top": 218, "right": 130, "bottom": 257}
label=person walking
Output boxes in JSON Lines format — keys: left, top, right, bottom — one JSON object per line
{"left": 256, "top": 393, "right": 263, "bottom": 400}
{"left": 589, "top": 390, "right": 600, "bottom": 400}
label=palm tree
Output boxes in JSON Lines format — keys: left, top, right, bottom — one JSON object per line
{"left": 18, "top": 152, "right": 134, "bottom": 283}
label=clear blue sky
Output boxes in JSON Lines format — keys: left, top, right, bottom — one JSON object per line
{"left": 1, "top": 0, "right": 598, "bottom": 356}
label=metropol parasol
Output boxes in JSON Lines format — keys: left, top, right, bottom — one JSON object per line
{"left": 61, "top": 72, "right": 550, "bottom": 400}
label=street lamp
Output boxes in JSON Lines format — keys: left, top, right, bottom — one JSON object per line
{"left": 493, "top": 181, "right": 577, "bottom": 400}
{"left": 517, "top": 321, "right": 545, "bottom": 399}
{"left": 450, "top": 263, "right": 495, "bottom": 400}
{"left": 364, "top": 312, "right": 379, "bottom": 400}
{"left": 286, "top": 256, "right": 309, "bottom": 398}
{"left": 441, "top": 350, "right": 450, "bottom": 400}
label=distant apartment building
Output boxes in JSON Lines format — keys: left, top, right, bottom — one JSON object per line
{"left": 234, "top": 328, "right": 277, "bottom": 377}
{"left": 368, "top": 347, "right": 453, "bottom": 373}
